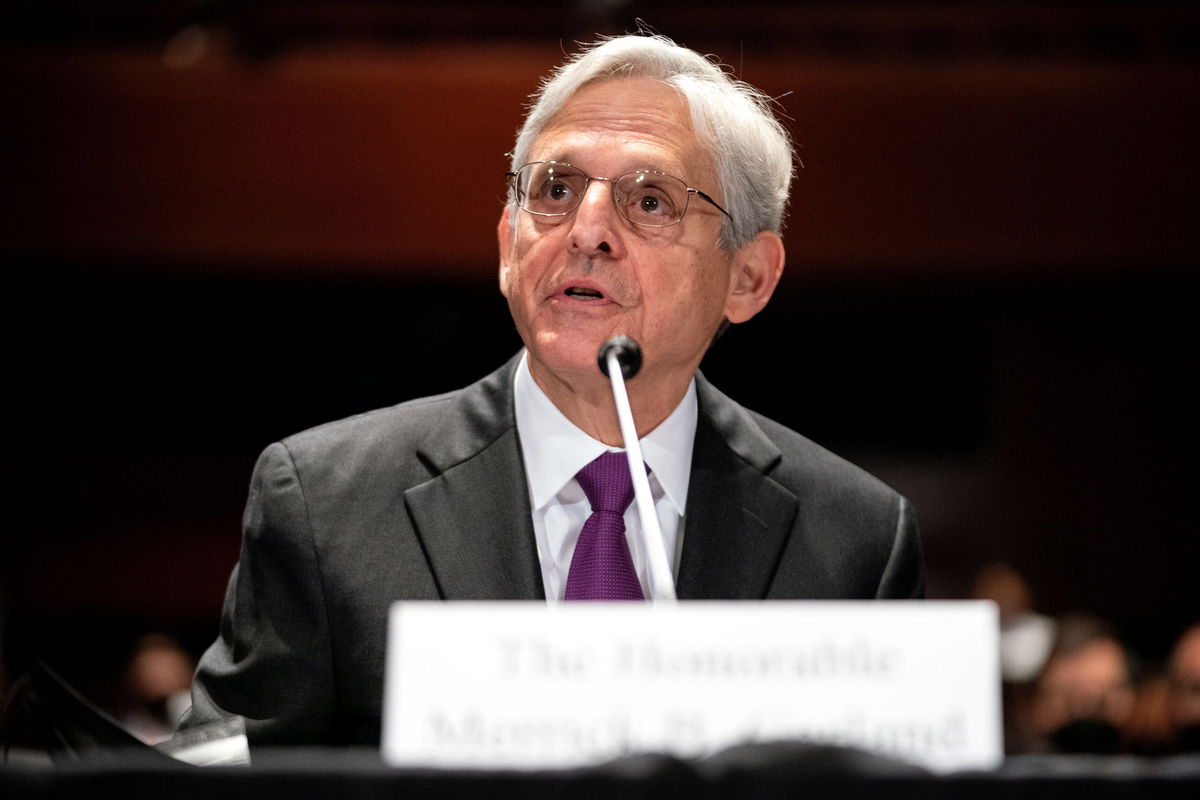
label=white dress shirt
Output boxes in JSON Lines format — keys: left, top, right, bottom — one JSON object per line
{"left": 513, "top": 352, "right": 696, "bottom": 602}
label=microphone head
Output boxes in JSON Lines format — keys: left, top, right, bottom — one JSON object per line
{"left": 597, "top": 335, "right": 642, "bottom": 380}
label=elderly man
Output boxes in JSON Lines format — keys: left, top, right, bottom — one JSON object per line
{"left": 182, "top": 34, "right": 923, "bottom": 747}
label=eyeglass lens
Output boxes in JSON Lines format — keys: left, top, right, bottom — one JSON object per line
{"left": 514, "top": 163, "right": 692, "bottom": 227}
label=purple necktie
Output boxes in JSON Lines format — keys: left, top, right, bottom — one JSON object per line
{"left": 563, "top": 452, "right": 645, "bottom": 601}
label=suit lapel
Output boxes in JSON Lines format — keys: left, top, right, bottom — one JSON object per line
{"left": 675, "top": 376, "right": 798, "bottom": 599}
{"left": 400, "top": 360, "right": 796, "bottom": 601}
{"left": 404, "top": 355, "right": 545, "bottom": 601}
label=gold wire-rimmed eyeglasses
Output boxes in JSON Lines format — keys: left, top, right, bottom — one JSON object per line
{"left": 506, "top": 161, "right": 731, "bottom": 228}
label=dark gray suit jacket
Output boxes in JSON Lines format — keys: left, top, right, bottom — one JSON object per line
{"left": 183, "top": 353, "right": 923, "bottom": 746}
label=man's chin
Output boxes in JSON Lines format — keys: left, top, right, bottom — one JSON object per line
{"left": 526, "top": 338, "right": 612, "bottom": 386}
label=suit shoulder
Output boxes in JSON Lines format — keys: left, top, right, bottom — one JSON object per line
{"left": 252, "top": 391, "right": 462, "bottom": 494}
{"left": 263, "top": 355, "right": 519, "bottom": 486}
{"left": 747, "top": 409, "right": 901, "bottom": 507}
{"left": 695, "top": 380, "right": 923, "bottom": 598}
{"left": 281, "top": 390, "right": 458, "bottom": 457}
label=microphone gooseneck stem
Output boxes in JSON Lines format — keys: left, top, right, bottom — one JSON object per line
{"left": 604, "top": 348, "right": 678, "bottom": 603}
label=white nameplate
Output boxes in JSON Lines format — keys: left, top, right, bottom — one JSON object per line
{"left": 382, "top": 601, "right": 1001, "bottom": 773}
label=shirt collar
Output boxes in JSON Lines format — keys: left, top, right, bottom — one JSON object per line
{"left": 514, "top": 351, "right": 696, "bottom": 514}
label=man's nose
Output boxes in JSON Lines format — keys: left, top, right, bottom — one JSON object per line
{"left": 568, "top": 179, "right": 623, "bottom": 257}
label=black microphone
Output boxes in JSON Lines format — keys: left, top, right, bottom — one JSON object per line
{"left": 597, "top": 335, "right": 642, "bottom": 380}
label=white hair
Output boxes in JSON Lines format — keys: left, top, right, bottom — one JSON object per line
{"left": 507, "top": 34, "right": 794, "bottom": 250}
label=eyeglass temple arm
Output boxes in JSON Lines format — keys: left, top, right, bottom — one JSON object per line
{"left": 691, "top": 189, "right": 732, "bottom": 220}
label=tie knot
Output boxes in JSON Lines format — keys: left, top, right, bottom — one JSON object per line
{"left": 576, "top": 452, "right": 636, "bottom": 514}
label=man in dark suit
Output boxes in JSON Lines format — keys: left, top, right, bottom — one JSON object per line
{"left": 181, "top": 34, "right": 923, "bottom": 747}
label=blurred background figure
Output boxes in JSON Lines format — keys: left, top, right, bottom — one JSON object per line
{"left": 117, "top": 634, "right": 195, "bottom": 745}
{"left": 1025, "top": 615, "right": 1136, "bottom": 754}
{"left": 971, "top": 563, "right": 1056, "bottom": 684}
{"left": 1166, "top": 623, "right": 1200, "bottom": 752}
{"left": 970, "top": 562, "right": 1056, "bottom": 753}
{"left": 1123, "top": 621, "right": 1200, "bottom": 755}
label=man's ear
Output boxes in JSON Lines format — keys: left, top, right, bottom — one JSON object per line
{"left": 724, "top": 231, "right": 785, "bottom": 324}
{"left": 497, "top": 205, "right": 514, "bottom": 298}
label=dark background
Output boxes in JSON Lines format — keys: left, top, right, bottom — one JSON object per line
{"left": 1, "top": 1, "right": 1197, "bottom": 705}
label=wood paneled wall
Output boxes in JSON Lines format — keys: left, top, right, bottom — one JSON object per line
{"left": 4, "top": 41, "right": 1196, "bottom": 280}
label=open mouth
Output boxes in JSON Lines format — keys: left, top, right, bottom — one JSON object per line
{"left": 564, "top": 287, "right": 605, "bottom": 300}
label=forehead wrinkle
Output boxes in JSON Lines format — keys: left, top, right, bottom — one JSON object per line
{"left": 531, "top": 79, "right": 712, "bottom": 188}
{"left": 537, "top": 124, "right": 689, "bottom": 172}
{"left": 540, "top": 146, "right": 683, "bottom": 181}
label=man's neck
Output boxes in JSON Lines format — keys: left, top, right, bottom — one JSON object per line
{"left": 526, "top": 356, "right": 693, "bottom": 447}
